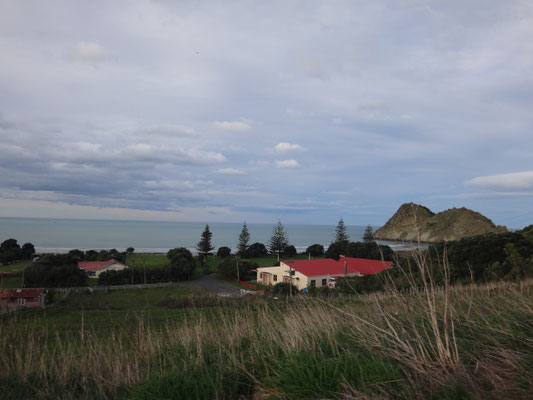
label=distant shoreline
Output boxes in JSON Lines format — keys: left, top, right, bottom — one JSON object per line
{"left": 34, "top": 240, "right": 425, "bottom": 255}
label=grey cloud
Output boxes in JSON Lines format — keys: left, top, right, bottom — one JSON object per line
{"left": 1, "top": 1, "right": 532, "bottom": 225}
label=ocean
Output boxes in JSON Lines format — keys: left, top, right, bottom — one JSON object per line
{"left": 0, "top": 217, "right": 411, "bottom": 253}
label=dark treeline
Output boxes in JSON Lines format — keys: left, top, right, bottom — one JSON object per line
{"left": 333, "top": 227, "right": 533, "bottom": 295}
{"left": 67, "top": 248, "right": 133, "bottom": 263}
{"left": 218, "top": 259, "right": 259, "bottom": 280}
{"left": 24, "top": 253, "right": 87, "bottom": 287}
{"left": 0, "top": 239, "right": 35, "bottom": 264}
{"left": 99, "top": 247, "right": 196, "bottom": 285}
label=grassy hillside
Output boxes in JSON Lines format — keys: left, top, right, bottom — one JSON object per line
{"left": 1, "top": 273, "right": 532, "bottom": 399}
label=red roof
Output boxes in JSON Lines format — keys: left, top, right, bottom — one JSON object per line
{"left": 0, "top": 288, "right": 44, "bottom": 299}
{"left": 77, "top": 259, "right": 125, "bottom": 271}
{"left": 280, "top": 258, "right": 391, "bottom": 277}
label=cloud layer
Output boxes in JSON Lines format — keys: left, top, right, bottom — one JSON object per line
{"left": 466, "top": 171, "right": 533, "bottom": 190}
{"left": 1, "top": 0, "right": 532, "bottom": 227}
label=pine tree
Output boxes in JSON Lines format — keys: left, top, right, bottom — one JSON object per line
{"left": 269, "top": 220, "right": 290, "bottom": 261}
{"left": 196, "top": 224, "right": 215, "bottom": 259}
{"left": 237, "top": 222, "right": 250, "bottom": 256}
{"left": 334, "top": 217, "right": 350, "bottom": 243}
{"left": 363, "top": 225, "right": 375, "bottom": 242}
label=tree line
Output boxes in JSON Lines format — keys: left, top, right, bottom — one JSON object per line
{"left": 0, "top": 239, "right": 35, "bottom": 264}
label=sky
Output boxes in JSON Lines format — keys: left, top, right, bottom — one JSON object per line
{"left": 0, "top": 0, "right": 532, "bottom": 228}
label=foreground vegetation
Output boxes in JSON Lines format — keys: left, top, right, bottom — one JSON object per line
{"left": 1, "top": 271, "right": 532, "bottom": 399}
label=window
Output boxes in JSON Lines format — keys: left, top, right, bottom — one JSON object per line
{"left": 310, "top": 280, "right": 316, "bottom": 287}
{"left": 273, "top": 274, "right": 278, "bottom": 282}
{"left": 322, "top": 278, "right": 327, "bottom": 286}
{"left": 259, "top": 273, "right": 263, "bottom": 278}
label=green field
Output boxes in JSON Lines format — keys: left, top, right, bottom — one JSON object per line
{"left": 2, "top": 271, "right": 532, "bottom": 400}
{"left": 0, "top": 260, "right": 31, "bottom": 273}
{"left": 124, "top": 253, "right": 170, "bottom": 269}
{"left": 0, "top": 276, "right": 22, "bottom": 289}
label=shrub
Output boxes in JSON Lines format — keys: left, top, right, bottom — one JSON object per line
{"left": 306, "top": 244, "right": 324, "bottom": 257}
{"left": 219, "top": 259, "right": 257, "bottom": 280}
{"left": 216, "top": 246, "right": 231, "bottom": 258}
{"left": 284, "top": 245, "right": 297, "bottom": 257}
{"left": 272, "top": 282, "right": 298, "bottom": 296}
{"left": 246, "top": 242, "right": 268, "bottom": 258}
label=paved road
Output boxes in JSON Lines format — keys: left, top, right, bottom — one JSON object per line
{"left": 175, "top": 273, "right": 242, "bottom": 296}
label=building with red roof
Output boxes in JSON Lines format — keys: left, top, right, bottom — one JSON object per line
{"left": 256, "top": 257, "right": 392, "bottom": 291}
{"left": 77, "top": 259, "right": 127, "bottom": 277}
{"left": 0, "top": 288, "right": 45, "bottom": 308}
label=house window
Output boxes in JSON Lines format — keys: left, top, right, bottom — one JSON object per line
{"left": 273, "top": 274, "right": 277, "bottom": 282}
{"left": 259, "top": 273, "right": 263, "bottom": 278}
{"left": 89, "top": 271, "right": 96, "bottom": 277}
{"left": 310, "top": 280, "right": 316, "bottom": 287}
{"left": 322, "top": 278, "right": 327, "bottom": 286}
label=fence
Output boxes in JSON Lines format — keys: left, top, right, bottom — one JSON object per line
{"left": 51, "top": 282, "right": 202, "bottom": 293}
{"left": 220, "top": 274, "right": 272, "bottom": 295}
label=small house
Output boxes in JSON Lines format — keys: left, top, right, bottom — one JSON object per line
{"left": 77, "top": 259, "right": 127, "bottom": 277}
{"left": 0, "top": 288, "right": 45, "bottom": 308}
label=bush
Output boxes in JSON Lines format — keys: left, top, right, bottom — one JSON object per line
{"left": 306, "top": 244, "right": 324, "bottom": 257}
{"left": 0, "top": 238, "right": 35, "bottom": 263}
{"left": 272, "top": 282, "right": 298, "bottom": 296}
{"left": 325, "top": 240, "right": 348, "bottom": 260}
{"left": 216, "top": 246, "right": 231, "bottom": 258}
{"left": 345, "top": 241, "right": 394, "bottom": 261}
{"left": 166, "top": 248, "right": 196, "bottom": 280}
{"left": 246, "top": 242, "right": 268, "bottom": 258}
{"left": 284, "top": 245, "right": 297, "bottom": 257}
{"left": 219, "top": 259, "right": 257, "bottom": 280}
{"left": 24, "top": 263, "right": 88, "bottom": 288}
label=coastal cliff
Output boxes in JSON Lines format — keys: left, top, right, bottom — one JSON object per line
{"left": 374, "top": 203, "right": 507, "bottom": 242}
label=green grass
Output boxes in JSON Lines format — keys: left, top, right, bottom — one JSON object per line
{"left": 124, "top": 253, "right": 170, "bottom": 269}
{"left": 58, "top": 286, "right": 208, "bottom": 310}
{"left": 0, "top": 260, "right": 31, "bottom": 273}
{"left": 0, "top": 276, "right": 23, "bottom": 289}
{"left": 1, "top": 273, "right": 532, "bottom": 399}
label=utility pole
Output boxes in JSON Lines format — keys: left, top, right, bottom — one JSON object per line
{"left": 143, "top": 255, "right": 147, "bottom": 285}
{"left": 289, "top": 261, "right": 293, "bottom": 298}
{"left": 21, "top": 268, "right": 24, "bottom": 288}
{"left": 236, "top": 260, "right": 239, "bottom": 282}
{"left": 344, "top": 260, "right": 347, "bottom": 278}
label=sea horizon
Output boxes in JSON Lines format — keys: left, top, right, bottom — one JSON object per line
{"left": 0, "top": 216, "right": 416, "bottom": 254}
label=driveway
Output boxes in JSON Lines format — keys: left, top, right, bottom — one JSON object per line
{"left": 175, "top": 273, "right": 242, "bottom": 296}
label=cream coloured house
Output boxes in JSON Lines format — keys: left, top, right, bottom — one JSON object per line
{"left": 256, "top": 258, "right": 392, "bottom": 291}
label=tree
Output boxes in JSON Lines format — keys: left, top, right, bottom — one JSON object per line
{"left": 237, "top": 222, "right": 250, "bottom": 256}
{"left": 0, "top": 238, "right": 22, "bottom": 264}
{"left": 334, "top": 218, "right": 350, "bottom": 243}
{"left": 284, "top": 245, "right": 297, "bottom": 257}
{"left": 306, "top": 244, "right": 324, "bottom": 257}
{"left": 217, "top": 246, "right": 232, "bottom": 257}
{"left": 126, "top": 247, "right": 135, "bottom": 254}
{"left": 325, "top": 241, "right": 346, "bottom": 260}
{"left": 21, "top": 243, "right": 35, "bottom": 260}
{"left": 269, "top": 221, "right": 290, "bottom": 261}
{"left": 247, "top": 242, "right": 268, "bottom": 258}
{"left": 344, "top": 241, "right": 394, "bottom": 261}
{"left": 167, "top": 247, "right": 196, "bottom": 281}
{"left": 24, "top": 254, "right": 87, "bottom": 287}
{"left": 218, "top": 258, "right": 257, "bottom": 280}
{"left": 363, "top": 225, "right": 375, "bottom": 242}
{"left": 196, "top": 224, "right": 215, "bottom": 259}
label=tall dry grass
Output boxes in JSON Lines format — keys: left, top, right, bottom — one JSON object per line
{"left": 0, "top": 253, "right": 532, "bottom": 399}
